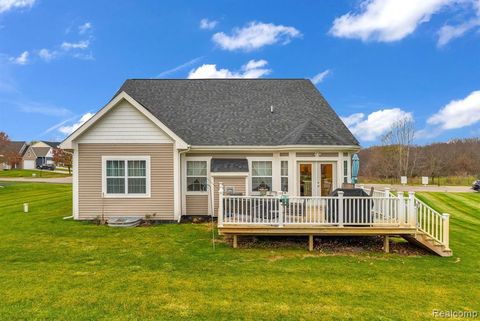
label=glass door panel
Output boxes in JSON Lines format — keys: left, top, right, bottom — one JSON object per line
{"left": 320, "top": 164, "right": 333, "bottom": 196}
{"left": 299, "top": 163, "right": 312, "bottom": 196}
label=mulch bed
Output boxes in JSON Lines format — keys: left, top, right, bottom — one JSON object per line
{"left": 225, "top": 235, "right": 430, "bottom": 256}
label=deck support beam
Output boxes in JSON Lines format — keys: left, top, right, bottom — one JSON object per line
{"left": 308, "top": 235, "right": 314, "bottom": 251}
{"left": 233, "top": 235, "right": 238, "bottom": 248}
{"left": 383, "top": 235, "right": 390, "bottom": 253}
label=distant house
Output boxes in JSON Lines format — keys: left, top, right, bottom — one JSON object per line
{"left": 22, "top": 141, "right": 60, "bottom": 169}
{"left": 0, "top": 141, "right": 28, "bottom": 170}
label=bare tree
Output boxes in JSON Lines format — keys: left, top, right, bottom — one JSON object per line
{"left": 381, "top": 117, "right": 415, "bottom": 178}
{"left": 359, "top": 137, "right": 480, "bottom": 183}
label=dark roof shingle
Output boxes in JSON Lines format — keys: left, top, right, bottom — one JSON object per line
{"left": 0, "top": 141, "right": 26, "bottom": 155}
{"left": 116, "top": 79, "right": 359, "bottom": 146}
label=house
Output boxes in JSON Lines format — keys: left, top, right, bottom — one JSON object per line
{"left": 61, "top": 79, "right": 359, "bottom": 220}
{"left": 0, "top": 141, "right": 28, "bottom": 170}
{"left": 60, "top": 79, "right": 451, "bottom": 256}
{"left": 22, "top": 141, "right": 60, "bottom": 169}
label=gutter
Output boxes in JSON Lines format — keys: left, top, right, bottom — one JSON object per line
{"left": 177, "top": 145, "right": 191, "bottom": 223}
{"left": 188, "top": 145, "right": 361, "bottom": 152}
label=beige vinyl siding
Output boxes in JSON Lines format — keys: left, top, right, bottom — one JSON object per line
{"left": 77, "top": 100, "right": 172, "bottom": 144}
{"left": 22, "top": 147, "right": 36, "bottom": 160}
{"left": 213, "top": 176, "right": 246, "bottom": 216}
{"left": 78, "top": 143, "right": 174, "bottom": 220}
{"left": 185, "top": 195, "right": 209, "bottom": 215}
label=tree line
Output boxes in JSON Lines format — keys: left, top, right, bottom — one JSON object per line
{"left": 358, "top": 119, "right": 480, "bottom": 183}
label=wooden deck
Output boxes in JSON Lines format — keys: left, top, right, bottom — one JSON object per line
{"left": 218, "top": 225, "right": 417, "bottom": 236}
{"left": 216, "top": 184, "right": 452, "bottom": 256}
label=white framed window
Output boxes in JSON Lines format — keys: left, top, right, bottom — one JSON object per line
{"left": 251, "top": 160, "right": 272, "bottom": 192}
{"left": 281, "top": 160, "right": 288, "bottom": 192}
{"left": 343, "top": 160, "right": 348, "bottom": 183}
{"left": 186, "top": 160, "right": 208, "bottom": 192}
{"left": 102, "top": 156, "right": 151, "bottom": 198}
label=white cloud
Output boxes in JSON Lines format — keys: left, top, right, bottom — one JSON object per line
{"left": 437, "top": 18, "right": 480, "bottom": 46}
{"left": 78, "top": 22, "right": 92, "bottom": 34}
{"left": 188, "top": 59, "right": 271, "bottom": 79}
{"left": 59, "top": 112, "right": 95, "bottom": 135}
{"left": 0, "top": 0, "right": 35, "bottom": 13}
{"left": 9, "top": 51, "right": 28, "bottom": 65}
{"left": 341, "top": 113, "right": 365, "bottom": 127}
{"left": 427, "top": 90, "right": 480, "bottom": 129}
{"left": 61, "top": 40, "right": 89, "bottom": 50}
{"left": 311, "top": 70, "right": 331, "bottom": 85}
{"left": 212, "top": 21, "right": 301, "bottom": 51}
{"left": 38, "top": 48, "right": 56, "bottom": 61}
{"left": 72, "top": 51, "right": 94, "bottom": 60}
{"left": 342, "top": 108, "right": 413, "bottom": 141}
{"left": 200, "top": 18, "right": 218, "bottom": 30}
{"left": 330, "top": 0, "right": 453, "bottom": 42}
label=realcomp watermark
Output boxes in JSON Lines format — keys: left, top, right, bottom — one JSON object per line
{"left": 433, "top": 310, "right": 478, "bottom": 318}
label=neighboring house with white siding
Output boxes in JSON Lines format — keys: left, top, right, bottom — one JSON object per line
{"left": 60, "top": 79, "right": 360, "bottom": 221}
{"left": 22, "top": 141, "right": 60, "bottom": 169}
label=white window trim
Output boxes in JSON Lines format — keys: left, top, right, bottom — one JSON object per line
{"left": 185, "top": 157, "right": 211, "bottom": 195}
{"left": 101, "top": 156, "right": 151, "bottom": 198}
{"left": 280, "top": 160, "right": 289, "bottom": 193}
{"left": 248, "top": 157, "right": 274, "bottom": 194}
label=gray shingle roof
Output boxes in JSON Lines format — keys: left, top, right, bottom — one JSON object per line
{"left": 116, "top": 79, "right": 359, "bottom": 146}
{"left": 0, "top": 141, "right": 26, "bottom": 155}
{"left": 32, "top": 147, "right": 51, "bottom": 157}
{"left": 42, "top": 141, "right": 60, "bottom": 148}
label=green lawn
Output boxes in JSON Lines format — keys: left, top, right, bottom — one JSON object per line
{"left": 359, "top": 175, "right": 477, "bottom": 186}
{"left": 0, "top": 183, "right": 478, "bottom": 320}
{"left": 0, "top": 169, "right": 71, "bottom": 178}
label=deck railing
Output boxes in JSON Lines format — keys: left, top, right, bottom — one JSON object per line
{"left": 217, "top": 183, "right": 450, "bottom": 249}
{"left": 415, "top": 197, "right": 450, "bottom": 249}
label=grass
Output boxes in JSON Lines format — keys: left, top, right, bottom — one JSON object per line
{"left": 0, "top": 183, "right": 479, "bottom": 320}
{"left": 359, "top": 175, "right": 477, "bottom": 186}
{"left": 0, "top": 169, "right": 71, "bottom": 178}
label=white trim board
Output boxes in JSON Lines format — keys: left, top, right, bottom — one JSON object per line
{"left": 210, "top": 172, "right": 249, "bottom": 177}
{"left": 101, "top": 155, "right": 151, "bottom": 198}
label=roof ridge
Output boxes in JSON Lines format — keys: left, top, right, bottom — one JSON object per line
{"left": 125, "top": 78, "right": 310, "bottom": 81}
{"left": 279, "top": 120, "right": 313, "bottom": 145}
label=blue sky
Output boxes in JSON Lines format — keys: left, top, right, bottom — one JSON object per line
{"left": 1, "top": 0, "right": 479, "bottom": 146}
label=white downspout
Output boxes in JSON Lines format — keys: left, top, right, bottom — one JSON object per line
{"left": 177, "top": 145, "right": 191, "bottom": 222}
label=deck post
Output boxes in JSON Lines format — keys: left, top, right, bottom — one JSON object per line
{"left": 218, "top": 182, "right": 224, "bottom": 227}
{"left": 383, "top": 235, "right": 390, "bottom": 253}
{"left": 384, "top": 188, "right": 391, "bottom": 219}
{"left": 408, "top": 192, "right": 416, "bottom": 227}
{"left": 338, "top": 191, "right": 344, "bottom": 227}
{"left": 278, "top": 195, "right": 284, "bottom": 227}
{"left": 398, "top": 193, "right": 405, "bottom": 227}
{"left": 442, "top": 214, "right": 450, "bottom": 250}
{"left": 308, "top": 235, "right": 314, "bottom": 251}
{"left": 233, "top": 234, "right": 238, "bottom": 248}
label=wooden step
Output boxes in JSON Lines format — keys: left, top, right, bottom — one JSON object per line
{"left": 402, "top": 233, "right": 452, "bottom": 257}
